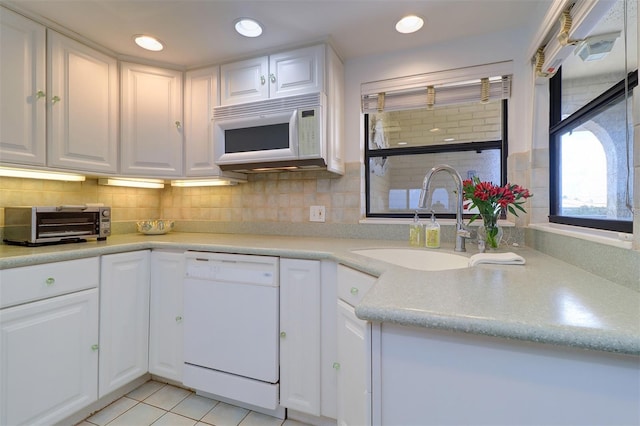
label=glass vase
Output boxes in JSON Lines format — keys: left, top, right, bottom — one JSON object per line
{"left": 477, "top": 212, "right": 503, "bottom": 249}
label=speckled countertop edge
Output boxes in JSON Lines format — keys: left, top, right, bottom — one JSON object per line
{"left": 1, "top": 232, "right": 638, "bottom": 356}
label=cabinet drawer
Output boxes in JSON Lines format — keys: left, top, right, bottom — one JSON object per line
{"left": 337, "top": 265, "right": 377, "bottom": 306}
{"left": 0, "top": 257, "right": 99, "bottom": 308}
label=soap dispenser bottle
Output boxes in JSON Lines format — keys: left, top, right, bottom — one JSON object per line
{"left": 425, "top": 210, "right": 441, "bottom": 248}
{"left": 409, "top": 211, "right": 423, "bottom": 247}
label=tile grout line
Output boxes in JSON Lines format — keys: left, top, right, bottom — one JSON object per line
{"left": 104, "top": 400, "right": 143, "bottom": 426}
{"left": 99, "top": 382, "right": 168, "bottom": 426}
{"left": 82, "top": 381, "right": 298, "bottom": 426}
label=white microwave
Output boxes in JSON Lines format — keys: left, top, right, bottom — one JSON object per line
{"left": 213, "top": 92, "right": 326, "bottom": 172}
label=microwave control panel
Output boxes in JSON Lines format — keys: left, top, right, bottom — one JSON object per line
{"left": 298, "top": 107, "right": 321, "bottom": 157}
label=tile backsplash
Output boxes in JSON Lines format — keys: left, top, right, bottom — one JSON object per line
{"left": 0, "top": 163, "right": 362, "bottom": 231}
{"left": 0, "top": 177, "right": 161, "bottom": 227}
{"left": 161, "top": 163, "right": 360, "bottom": 224}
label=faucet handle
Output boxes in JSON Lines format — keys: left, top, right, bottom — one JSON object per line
{"left": 457, "top": 227, "right": 472, "bottom": 239}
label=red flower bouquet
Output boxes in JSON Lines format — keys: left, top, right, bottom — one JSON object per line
{"left": 462, "top": 177, "right": 532, "bottom": 248}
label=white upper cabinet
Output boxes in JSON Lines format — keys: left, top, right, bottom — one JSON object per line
{"left": 325, "top": 46, "right": 345, "bottom": 175}
{"left": 185, "top": 66, "right": 219, "bottom": 176}
{"left": 269, "top": 45, "right": 324, "bottom": 99}
{"left": 184, "top": 65, "right": 244, "bottom": 181}
{"left": 121, "top": 62, "right": 183, "bottom": 177}
{"left": 0, "top": 8, "right": 46, "bottom": 166}
{"left": 47, "top": 31, "right": 118, "bottom": 173}
{"left": 0, "top": 10, "right": 117, "bottom": 173}
{"left": 220, "top": 56, "right": 269, "bottom": 105}
{"left": 220, "top": 44, "right": 325, "bottom": 105}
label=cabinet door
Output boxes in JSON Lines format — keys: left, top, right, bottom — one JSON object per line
{"left": 220, "top": 56, "right": 268, "bottom": 105}
{"left": 279, "top": 258, "right": 321, "bottom": 416}
{"left": 47, "top": 31, "right": 118, "bottom": 173}
{"left": 149, "top": 251, "right": 184, "bottom": 382}
{"left": 0, "top": 289, "right": 99, "bottom": 426}
{"left": 121, "top": 62, "right": 183, "bottom": 176}
{"left": 184, "top": 66, "right": 220, "bottom": 176}
{"left": 269, "top": 45, "right": 324, "bottom": 99}
{"left": 337, "top": 299, "right": 371, "bottom": 426}
{"left": 0, "top": 8, "right": 46, "bottom": 166}
{"left": 99, "top": 250, "right": 150, "bottom": 397}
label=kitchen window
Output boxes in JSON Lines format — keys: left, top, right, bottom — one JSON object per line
{"left": 361, "top": 63, "right": 513, "bottom": 219}
{"left": 549, "top": 69, "right": 636, "bottom": 233}
{"left": 548, "top": 0, "right": 636, "bottom": 234}
{"left": 364, "top": 98, "right": 507, "bottom": 219}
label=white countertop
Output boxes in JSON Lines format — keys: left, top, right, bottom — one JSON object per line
{"left": 1, "top": 232, "right": 638, "bottom": 356}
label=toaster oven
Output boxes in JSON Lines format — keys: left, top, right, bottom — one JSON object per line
{"left": 3, "top": 206, "right": 111, "bottom": 246}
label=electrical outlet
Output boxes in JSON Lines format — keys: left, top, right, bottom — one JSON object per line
{"left": 309, "top": 205, "right": 326, "bottom": 222}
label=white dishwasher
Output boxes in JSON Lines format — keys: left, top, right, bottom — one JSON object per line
{"left": 183, "top": 251, "right": 280, "bottom": 411}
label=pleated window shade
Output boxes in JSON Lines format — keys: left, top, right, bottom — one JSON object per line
{"left": 361, "top": 75, "right": 511, "bottom": 113}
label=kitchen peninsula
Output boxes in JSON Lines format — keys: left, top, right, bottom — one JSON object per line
{"left": 1, "top": 232, "right": 638, "bottom": 425}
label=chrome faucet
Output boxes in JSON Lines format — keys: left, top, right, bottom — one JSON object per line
{"left": 418, "top": 164, "right": 470, "bottom": 252}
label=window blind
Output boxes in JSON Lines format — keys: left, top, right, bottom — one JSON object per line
{"left": 362, "top": 76, "right": 511, "bottom": 113}
{"left": 360, "top": 62, "right": 513, "bottom": 113}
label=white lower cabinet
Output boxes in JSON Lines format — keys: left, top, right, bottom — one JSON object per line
{"left": 279, "top": 258, "right": 321, "bottom": 415}
{"left": 336, "top": 265, "right": 376, "bottom": 426}
{"left": 99, "top": 250, "right": 150, "bottom": 397}
{"left": 149, "top": 250, "right": 185, "bottom": 382}
{"left": 337, "top": 301, "right": 372, "bottom": 426}
{"left": 0, "top": 257, "right": 100, "bottom": 426}
{"left": 375, "top": 323, "right": 640, "bottom": 426}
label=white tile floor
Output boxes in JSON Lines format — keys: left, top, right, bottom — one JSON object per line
{"left": 77, "top": 380, "right": 308, "bottom": 426}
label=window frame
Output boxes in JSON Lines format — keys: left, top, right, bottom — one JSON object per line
{"left": 364, "top": 99, "right": 509, "bottom": 219}
{"left": 548, "top": 68, "right": 637, "bottom": 233}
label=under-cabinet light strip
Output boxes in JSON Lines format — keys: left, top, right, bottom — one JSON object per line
{"left": 98, "top": 178, "right": 165, "bottom": 189}
{"left": 171, "top": 179, "right": 237, "bottom": 187}
{"left": 0, "top": 166, "right": 86, "bottom": 182}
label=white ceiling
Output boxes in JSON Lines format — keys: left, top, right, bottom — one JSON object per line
{"left": 3, "top": 0, "right": 553, "bottom": 69}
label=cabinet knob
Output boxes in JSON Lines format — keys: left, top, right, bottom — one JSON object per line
{"left": 175, "top": 316, "right": 183, "bottom": 322}
{"left": 175, "top": 121, "right": 182, "bottom": 129}
{"left": 333, "top": 362, "right": 340, "bottom": 370}
{"left": 91, "top": 344, "right": 99, "bottom": 351}
{"left": 269, "top": 73, "right": 276, "bottom": 83}
{"left": 260, "top": 75, "right": 266, "bottom": 85}
{"left": 45, "top": 277, "right": 55, "bottom": 286}
{"left": 350, "top": 287, "right": 359, "bottom": 295}
{"left": 280, "top": 331, "right": 286, "bottom": 338}
{"left": 36, "top": 90, "right": 46, "bottom": 100}
{"left": 51, "top": 95, "right": 61, "bottom": 104}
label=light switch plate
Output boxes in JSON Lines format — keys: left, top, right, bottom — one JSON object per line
{"left": 309, "top": 205, "right": 326, "bottom": 222}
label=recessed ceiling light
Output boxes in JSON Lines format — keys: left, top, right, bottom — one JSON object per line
{"left": 397, "top": 142, "right": 408, "bottom": 146}
{"left": 429, "top": 127, "right": 440, "bottom": 133}
{"left": 395, "top": 15, "right": 424, "bottom": 34}
{"left": 134, "top": 35, "right": 164, "bottom": 51}
{"left": 235, "top": 18, "right": 263, "bottom": 37}
{"left": 444, "top": 137, "right": 456, "bottom": 142}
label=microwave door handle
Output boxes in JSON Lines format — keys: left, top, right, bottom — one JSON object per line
{"left": 57, "top": 205, "right": 88, "bottom": 211}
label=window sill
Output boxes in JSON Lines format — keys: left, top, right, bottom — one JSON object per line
{"left": 528, "top": 222, "right": 633, "bottom": 250}
{"left": 359, "top": 217, "right": 515, "bottom": 227}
